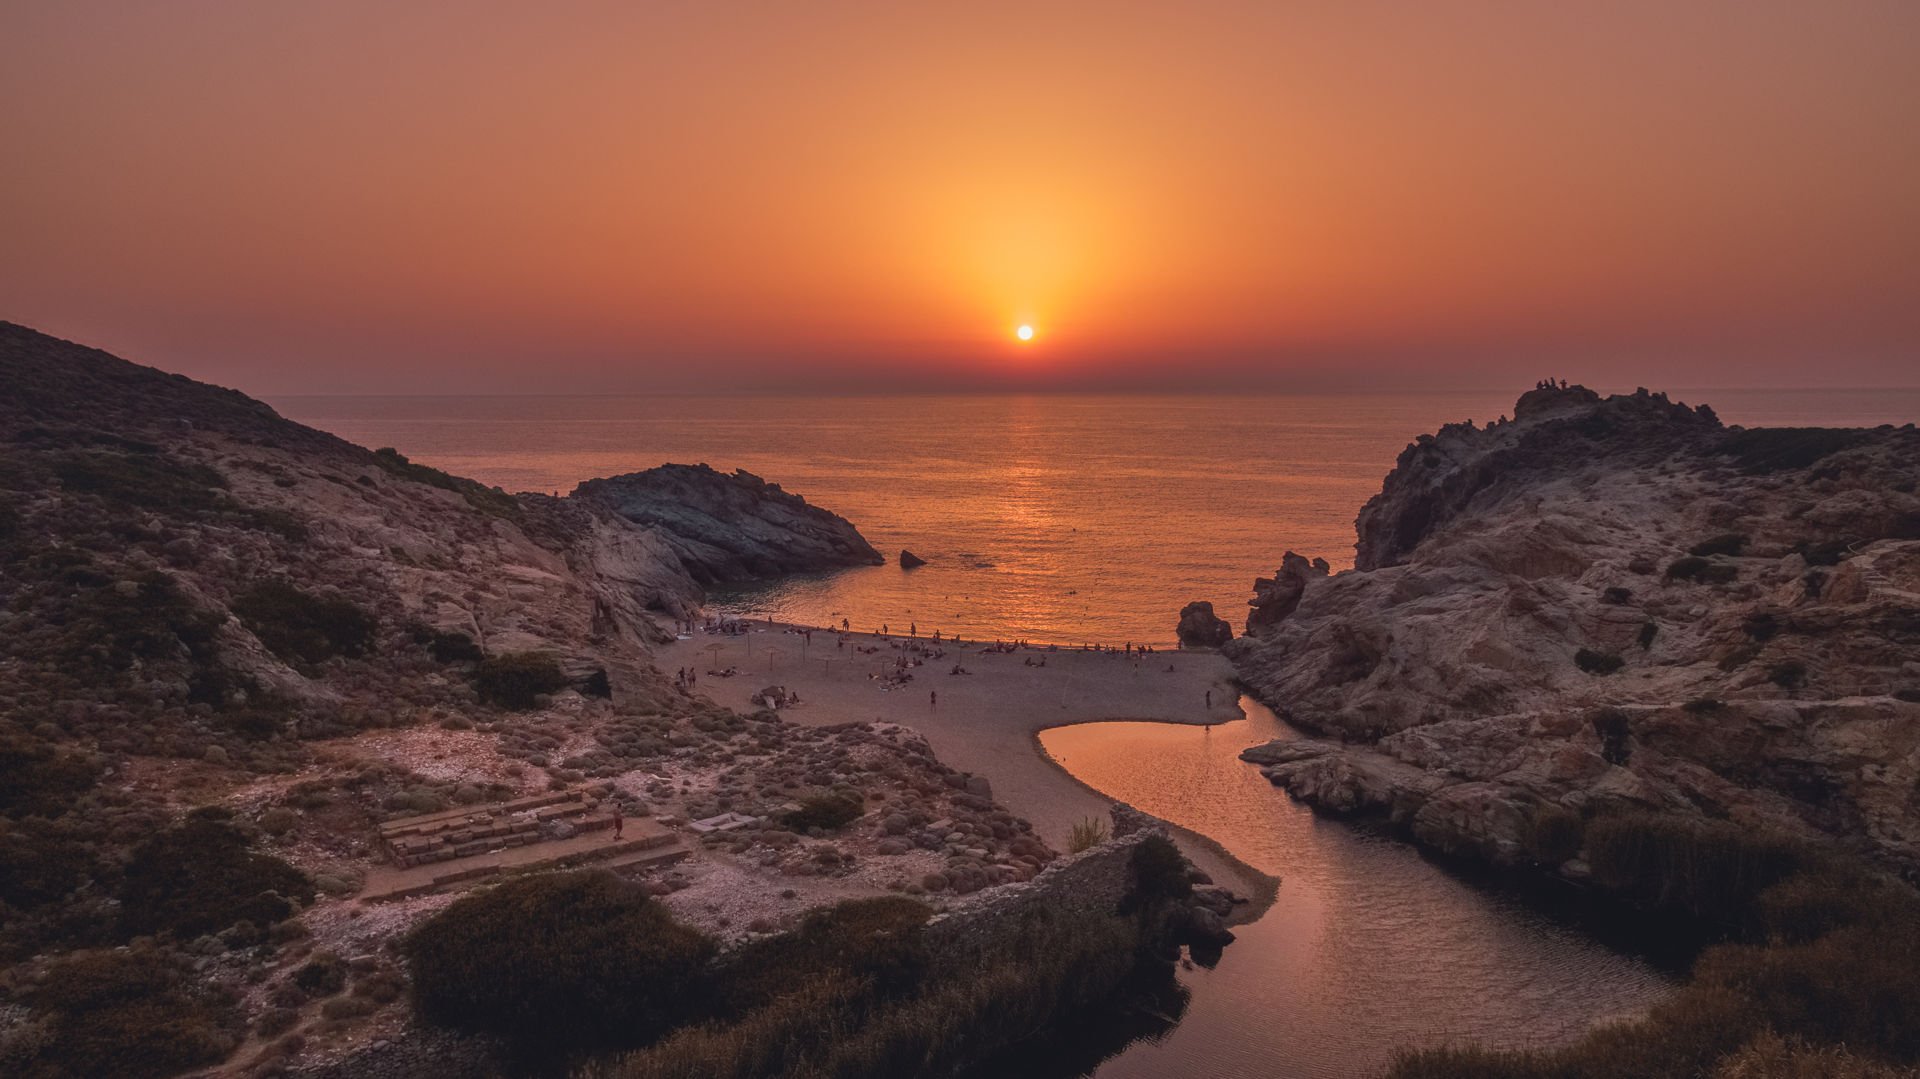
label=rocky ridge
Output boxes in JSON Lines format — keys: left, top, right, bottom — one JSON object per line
{"left": 1227, "top": 384, "right": 1920, "bottom": 876}
{"left": 574, "top": 463, "right": 883, "bottom": 585}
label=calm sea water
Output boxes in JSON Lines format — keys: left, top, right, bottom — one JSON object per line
{"left": 1042, "top": 701, "right": 1673, "bottom": 1077}
{"left": 271, "top": 388, "right": 1919, "bottom": 647}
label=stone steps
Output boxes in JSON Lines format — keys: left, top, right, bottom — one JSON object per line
{"left": 359, "top": 820, "right": 685, "bottom": 902}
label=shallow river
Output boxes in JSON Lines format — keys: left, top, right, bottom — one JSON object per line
{"left": 1037, "top": 699, "right": 1673, "bottom": 1078}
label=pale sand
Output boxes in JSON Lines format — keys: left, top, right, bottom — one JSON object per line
{"left": 658, "top": 623, "right": 1277, "bottom": 911}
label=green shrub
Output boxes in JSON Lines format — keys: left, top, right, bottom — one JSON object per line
{"left": 0, "top": 816, "right": 98, "bottom": 910}
{"left": 1742, "top": 612, "right": 1780, "bottom": 641}
{"left": 291, "top": 953, "right": 347, "bottom": 996}
{"left": 232, "top": 580, "right": 374, "bottom": 665}
{"left": 780, "top": 791, "right": 865, "bottom": 832}
{"left": 403, "top": 870, "right": 714, "bottom": 1055}
{"left": 118, "top": 816, "right": 314, "bottom": 938}
{"left": 473, "top": 651, "right": 568, "bottom": 709}
{"left": 1689, "top": 533, "right": 1748, "bottom": 558}
{"left": 1600, "top": 586, "right": 1633, "bottom": 605}
{"left": 717, "top": 897, "right": 932, "bottom": 1014}
{"left": 1585, "top": 814, "right": 1803, "bottom": 924}
{"left": 26, "top": 947, "right": 240, "bottom": 1078}
{"left": 1638, "top": 620, "right": 1659, "bottom": 648}
{"left": 1575, "top": 648, "right": 1625, "bottom": 675}
{"left": 1069, "top": 816, "right": 1109, "bottom": 853}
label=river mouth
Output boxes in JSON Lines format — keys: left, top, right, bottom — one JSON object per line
{"left": 1035, "top": 697, "right": 1675, "bottom": 1079}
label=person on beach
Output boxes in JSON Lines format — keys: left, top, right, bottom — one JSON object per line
{"left": 930, "top": 689, "right": 937, "bottom": 708}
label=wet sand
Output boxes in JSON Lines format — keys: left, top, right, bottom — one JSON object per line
{"left": 657, "top": 622, "right": 1274, "bottom": 908}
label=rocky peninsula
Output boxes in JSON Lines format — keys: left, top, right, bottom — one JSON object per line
{"left": 1228, "top": 383, "right": 1920, "bottom": 877}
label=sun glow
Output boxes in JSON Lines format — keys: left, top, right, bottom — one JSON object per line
{"left": 1016, "top": 324, "right": 1035, "bottom": 341}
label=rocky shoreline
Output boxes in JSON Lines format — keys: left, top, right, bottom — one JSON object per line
{"left": 1222, "top": 384, "right": 1920, "bottom": 882}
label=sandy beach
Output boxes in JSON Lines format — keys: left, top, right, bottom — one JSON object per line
{"left": 658, "top": 621, "right": 1276, "bottom": 909}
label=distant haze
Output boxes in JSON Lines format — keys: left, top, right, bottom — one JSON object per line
{"left": 3, "top": 2, "right": 1917, "bottom": 394}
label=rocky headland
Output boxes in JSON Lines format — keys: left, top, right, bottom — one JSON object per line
{"left": 573, "top": 463, "right": 882, "bottom": 585}
{"left": 1227, "top": 383, "right": 1920, "bottom": 879}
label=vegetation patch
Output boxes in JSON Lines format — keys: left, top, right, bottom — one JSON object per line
{"left": 473, "top": 651, "right": 570, "bottom": 709}
{"left": 232, "top": 580, "right": 375, "bottom": 665}
{"left": 22, "top": 946, "right": 242, "bottom": 1079}
{"left": 117, "top": 812, "right": 314, "bottom": 939}
{"left": 403, "top": 870, "right": 714, "bottom": 1057}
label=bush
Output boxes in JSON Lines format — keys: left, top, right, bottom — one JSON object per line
{"left": 0, "top": 733, "right": 100, "bottom": 817}
{"left": 474, "top": 652, "right": 568, "bottom": 709}
{"left": 403, "top": 870, "right": 714, "bottom": 1055}
{"left": 1742, "top": 612, "right": 1780, "bottom": 641}
{"left": 1769, "top": 661, "right": 1807, "bottom": 690}
{"left": 232, "top": 580, "right": 375, "bottom": 665}
{"left": 1689, "top": 533, "right": 1748, "bottom": 558}
{"left": 1069, "top": 816, "right": 1109, "bottom": 853}
{"left": 1638, "top": 620, "right": 1659, "bottom": 649}
{"left": 371, "top": 448, "right": 520, "bottom": 517}
{"left": 780, "top": 791, "right": 864, "bottom": 832}
{"left": 1575, "top": 648, "right": 1625, "bottom": 675}
{"left": 1601, "top": 586, "right": 1633, "bottom": 605}
{"left": 1684, "top": 697, "right": 1724, "bottom": 714}
{"left": 426, "top": 630, "right": 483, "bottom": 664}
{"left": 1585, "top": 814, "right": 1804, "bottom": 924}
{"left": 291, "top": 953, "right": 347, "bottom": 996}
{"left": 717, "top": 897, "right": 931, "bottom": 1014}
{"left": 27, "top": 947, "right": 240, "bottom": 1078}
{"left": 118, "top": 816, "right": 315, "bottom": 938}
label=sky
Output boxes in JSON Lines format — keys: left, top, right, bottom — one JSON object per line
{"left": 3, "top": 2, "right": 1918, "bottom": 394}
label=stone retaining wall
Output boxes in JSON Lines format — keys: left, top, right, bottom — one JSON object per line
{"left": 923, "top": 813, "right": 1160, "bottom": 953}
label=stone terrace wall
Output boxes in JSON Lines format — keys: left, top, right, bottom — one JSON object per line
{"left": 923, "top": 827, "right": 1156, "bottom": 952}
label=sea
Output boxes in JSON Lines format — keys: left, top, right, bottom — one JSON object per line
{"left": 274, "top": 388, "right": 1919, "bottom": 647}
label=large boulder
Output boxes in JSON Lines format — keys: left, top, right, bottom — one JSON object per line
{"left": 899, "top": 549, "right": 927, "bottom": 569}
{"left": 1176, "top": 601, "right": 1233, "bottom": 647}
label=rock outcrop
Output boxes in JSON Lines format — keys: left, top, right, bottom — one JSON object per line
{"left": 900, "top": 549, "right": 927, "bottom": 568}
{"left": 573, "top": 463, "right": 883, "bottom": 585}
{"left": 1228, "top": 384, "right": 1920, "bottom": 876}
{"left": 1176, "top": 601, "right": 1234, "bottom": 647}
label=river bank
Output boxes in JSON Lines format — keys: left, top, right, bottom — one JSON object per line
{"left": 656, "top": 621, "right": 1276, "bottom": 914}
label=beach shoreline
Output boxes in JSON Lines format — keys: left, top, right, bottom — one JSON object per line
{"left": 656, "top": 618, "right": 1279, "bottom": 914}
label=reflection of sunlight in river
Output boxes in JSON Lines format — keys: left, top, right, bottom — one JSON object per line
{"left": 1038, "top": 698, "right": 1671, "bottom": 1079}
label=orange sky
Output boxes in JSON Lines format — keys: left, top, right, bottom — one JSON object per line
{"left": 3, "top": 2, "right": 1917, "bottom": 393}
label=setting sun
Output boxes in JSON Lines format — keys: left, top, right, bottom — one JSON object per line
{"left": 1016, "top": 324, "right": 1035, "bottom": 342}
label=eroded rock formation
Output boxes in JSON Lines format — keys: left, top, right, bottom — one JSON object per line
{"left": 1176, "top": 600, "right": 1234, "bottom": 647}
{"left": 1228, "top": 384, "right": 1920, "bottom": 875}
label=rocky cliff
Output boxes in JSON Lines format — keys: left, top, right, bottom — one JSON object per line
{"left": 1227, "top": 385, "right": 1920, "bottom": 876}
{"left": 574, "top": 463, "right": 882, "bottom": 585}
